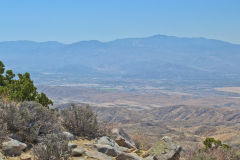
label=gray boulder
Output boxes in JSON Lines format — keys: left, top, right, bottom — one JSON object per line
{"left": 144, "top": 156, "right": 157, "bottom": 160}
{"left": 68, "top": 142, "right": 78, "bottom": 149}
{"left": 117, "top": 145, "right": 131, "bottom": 153}
{"left": 94, "top": 144, "right": 119, "bottom": 157}
{"left": 96, "top": 136, "right": 130, "bottom": 152}
{"left": 2, "top": 138, "right": 27, "bottom": 156}
{"left": 20, "top": 153, "right": 32, "bottom": 160}
{"left": 111, "top": 128, "right": 136, "bottom": 149}
{"left": 72, "top": 146, "right": 85, "bottom": 156}
{"left": 94, "top": 136, "right": 130, "bottom": 157}
{"left": 63, "top": 131, "right": 75, "bottom": 140}
{"left": 146, "top": 136, "right": 182, "bottom": 160}
{"left": 116, "top": 152, "right": 142, "bottom": 160}
{"left": 86, "top": 150, "right": 112, "bottom": 160}
{"left": 95, "top": 136, "right": 117, "bottom": 147}
{"left": 9, "top": 133, "right": 23, "bottom": 142}
{"left": 94, "top": 136, "right": 141, "bottom": 159}
{"left": 0, "top": 152, "right": 5, "bottom": 160}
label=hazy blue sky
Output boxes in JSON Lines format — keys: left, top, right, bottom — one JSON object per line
{"left": 1, "top": 0, "right": 240, "bottom": 43}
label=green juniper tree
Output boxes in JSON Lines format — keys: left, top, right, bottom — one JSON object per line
{"left": 0, "top": 61, "right": 5, "bottom": 86}
{"left": 0, "top": 60, "right": 53, "bottom": 107}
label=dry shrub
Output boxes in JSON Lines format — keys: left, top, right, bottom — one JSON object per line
{"left": 0, "top": 123, "right": 7, "bottom": 147}
{"left": 1, "top": 101, "right": 61, "bottom": 144}
{"left": 181, "top": 145, "right": 201, "bottom": 159}
{"left": 0, "top": 104, "right": 8, "bottom": 146}
{"left": 132, "top": 129, "right": 152, "bottom": 150}
{"left": 33, "top": 133, "right": 70, "bottom": 160}
{"left": 61, "top": 104, "right": 104, "bottom": 139}
{"left": 185, "top": 147, "right": 240, "bottom": 160}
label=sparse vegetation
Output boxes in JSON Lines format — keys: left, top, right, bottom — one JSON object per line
{"left": 61, "top": 104, "right": 104, "bottom": 139}
{"left": 33, "top": 133, "right": 71, "bottom": 160}
{"left": 0, "top": 101, "right": 61, "bottom": 144}
{"left": 0, "top": 98, "right": 105, "bottom": 159}
{"left": 0, "top": 104, "right": 7, "bottom": 146}
{"left": 186, "top": 147, "right": 240, "bottom": 160}
{"left": 185, "top": 138, "right": 239, "bottom": 160}
{"left": 201, "top": 137, "right": 230, "bottom": 151}
{"left": 0, "top": 60, "right": 53, "bottom": 107}
{"left": 132, "top": 129, "right": 152, "bottom": 150}
{"left": 0, "top": 60, "right": 58, "bottom": 146}
{"left": 0, "top": 61, "right": 105, "bottom": 158}
{"left": 2, "top": 59, "right": 240, "bottom": 160}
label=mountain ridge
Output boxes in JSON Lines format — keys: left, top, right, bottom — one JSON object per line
{"left": 1, "top": 34, "right": 240, "bottom": 85}
{"left": 1, "top": 34, "right": 240, "bottom": 45}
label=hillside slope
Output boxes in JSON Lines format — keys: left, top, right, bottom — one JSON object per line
{"left": 91, "top": 105, "right": 240, "bottom": 148}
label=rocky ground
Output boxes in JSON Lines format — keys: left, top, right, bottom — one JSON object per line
{"left": 0, "top": 128, "right": 182, "bottom": 160}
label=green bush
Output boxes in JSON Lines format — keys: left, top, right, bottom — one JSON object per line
{"left": 0, "top": 60, "right": 53, "bottom": 107}
{"left": 200, "top": 137, "right": 230, "bottom": 151}
{"left": 61, "top": 104, "right": 104, "bottom": 139}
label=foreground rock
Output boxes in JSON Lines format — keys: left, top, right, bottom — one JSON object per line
{"left": 95, "top": 136, "right": 130, "bottom": 152}
{"left": 72, "top": 146, "right": 85, "bottom": 156}
{"left": 94, "top": 136, "right": 131, "bottom": 156}
{"left": 146, "top": 136, "right": 182, "bottom": 160}
{"left": 111, "top": 128, "right": 136, "bottom": 149}
{"left": 94, "top": 144, "right": 119, "bottom": 157}
{"left": 20, "top": 153, "right": 32, "bottom": 160}
{"left": 95, "top": 136, "right": 117, "bottom": 147}
{"left": 0, "top": 152, "right": 5, "bottom": 160}
{"left": 63, "top": 131, "right": 75, "bottom": 140}
{"left": 2, "top": 138, "right": 27, "bottom": 156}
{"left": 116, "top": 152, "right": 142, "bottom": 160}
{"left": 93, "top": 136, "right": 143, "bottom": 159}
{"left": 86, "top": 150, "right": 112, "bottom": 160}
{"left": 68, "top": 142, "right": 78, "bottom": 149}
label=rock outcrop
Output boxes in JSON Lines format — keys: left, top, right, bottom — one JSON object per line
{"left": 63, "top": 131, "right": 75, "bottom": 140}
{"left": 95, "top": 136, "right": 130, "bottom": 151}
{"left": 93, "top": 136, "right": 131, "bottom": 157}
{"left": 95, "top": 136, "right": 118, "bottom": 147}
{"left": 94, "top": 144, "right": 119, "bottom": 157}
{"left": 116, "top": 152, "right": 142, "bottom": 160}
{"left": 2, "top": 138, "right": 27, "bottom": 156}
{"left": 20, "top": 153, "right": 32, "bottom": 160}
{"left": 0, "top": 152, "right": 5, "bottom": 160}
{"left": 86, "top": 150, "right": 112, "bottom": 160}
{"left": 72, "top": 146, "right": 85, "bottom": 156}
{"left": 68, "top": 142, "right": 78, "bottom": 149}
{"left": 145, "top": 136, "right": 182, "bottom": 160}
{"left": 0, "top": 129, "right": 181, "bottom": 160}
{"left": 111, "top": 128, "right": 136, "bottom": 149}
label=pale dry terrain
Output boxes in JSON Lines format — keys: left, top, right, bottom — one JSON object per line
{"left": 38, "top": 85, "right": 240, "bottom": 110}
{"left": 38, "top": 85, "right": 240, "bottom": 149}
{"left": 216, "top": 87, "right": 240, "bottom": 94}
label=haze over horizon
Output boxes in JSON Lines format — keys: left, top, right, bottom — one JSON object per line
{"left": 1, "top": 34, "right": 240, "bottom": 88}
{"left": 1, "top": 34, "right": 240, "bottom": 45}
{"left": 1, "top": 0, "right": 240, "bottom": 43}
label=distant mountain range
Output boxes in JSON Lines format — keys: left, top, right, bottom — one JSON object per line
{"left": 1, "top": 35, "right": 240, "bottom": 84}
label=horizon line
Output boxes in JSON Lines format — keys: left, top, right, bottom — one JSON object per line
{"left": 0, "top": 34, "right": 239, "bottom": 45}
